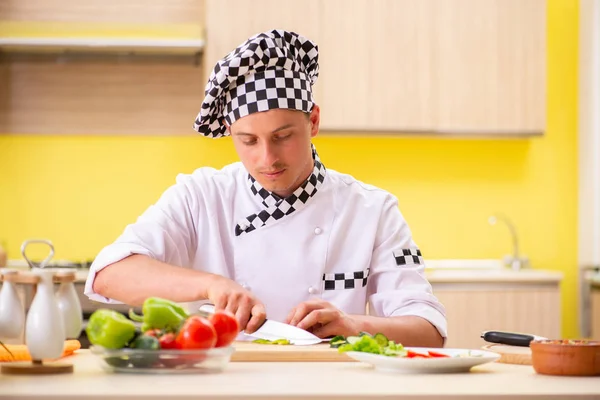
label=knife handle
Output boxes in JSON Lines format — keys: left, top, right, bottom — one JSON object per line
{"left": 481, "top": 331, "right": 534, "bottom": 347}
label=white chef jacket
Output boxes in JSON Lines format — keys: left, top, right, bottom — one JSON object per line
{"left": 84, "top": 162, "right": 447, "bottom": 338}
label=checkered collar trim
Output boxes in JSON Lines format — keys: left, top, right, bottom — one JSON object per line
{"left": 235, "top": 144, "right": 326, "bottom": 236}
{"left": 193, "top": 29, "right": 319, "bottom": 138}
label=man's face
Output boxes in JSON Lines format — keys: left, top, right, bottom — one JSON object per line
{"left": 229, "top": 106, "right": 320, "bottom": 198}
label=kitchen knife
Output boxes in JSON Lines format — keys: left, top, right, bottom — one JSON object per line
{"left": 197, "top": 304, "right": 323, "bottom": 346}
{"left": 481, "top": 330, "right": 548, "bottom": 347}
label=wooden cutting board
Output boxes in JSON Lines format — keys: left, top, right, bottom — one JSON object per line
{"left": 230, "top": 342, "right": 353, "bottom": 362}
{"left": 482, "top": 344, "right": 532, "bottom": 365}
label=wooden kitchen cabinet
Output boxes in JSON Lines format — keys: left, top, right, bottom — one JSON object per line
{"left": 205, "top": 0, "right": 546, "bottom": 135}
{"left": 592, "top": 284, "right": 600, "bottom": 340}
{"left": 203, "top": 0, "right": 323, "bottom": 101}
{"left": 427, "top": 270, "right": 562, "bottom": 349}
{"left": 432, "top": 0, "right": 546, "bottom": 134}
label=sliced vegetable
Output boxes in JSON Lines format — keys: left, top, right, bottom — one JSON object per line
{"left": 406, "top": 350, "right": 428, "bottom": 358}
{"left": 338, "top": 335, "right": 382, "bottom": 355}
{"left": 346, "top": 336, "right": 361, "bottom": 345}
{"left": 427, "top": 350, "right": 450, "bottom": 358}
{"left": 383, "top": 341, "right": 406, "bottom": 356}
{"left": 252, "top": 338, "right": 291, "bottom": 345}
{"left": 374, "top": 333, "right": 389, "bottom": 347}
{"left": 329, "top": 335, "right": 347, "bottom": 348}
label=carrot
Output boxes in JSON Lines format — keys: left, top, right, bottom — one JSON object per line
{"left": 0, "top": 340, "right": 81, "bottom": 362}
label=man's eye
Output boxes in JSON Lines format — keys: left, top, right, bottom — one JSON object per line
{"left": 243, "top": 140, "right": 256, "bottom": 146}
{"left": 275, "top": 134, "right": 291, "bottom": 141}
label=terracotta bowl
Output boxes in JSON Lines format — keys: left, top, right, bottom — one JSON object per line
{"left": 530, "top": 339, "right": 600, "bottom": 376}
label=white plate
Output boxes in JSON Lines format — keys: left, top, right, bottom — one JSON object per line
{"left": 345, "top": 347, "right": 500, "bottom": 373}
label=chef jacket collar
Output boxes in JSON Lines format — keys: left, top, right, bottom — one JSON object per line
{"left": 235, "top": 143, "right": 325, "bottom": 236}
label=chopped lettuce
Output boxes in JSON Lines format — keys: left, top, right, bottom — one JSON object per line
{"left": 332, "top": 333, "right": 405, "bottom": 357}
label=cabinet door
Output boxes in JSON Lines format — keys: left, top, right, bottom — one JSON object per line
{"left": 317, "top": 0, "right": 433, "bottom": 131}
{"left": 433, "top": 0, "right": 546, "bottom": 134}
{"left": 434, "top": 285, "right": 560, "bottom": 349}
{"left": 592, "top": 289, "right": 600, "bottom": 340}
{"left": 204, "top": 0, "right": 322, "bottom": 100}
{"left": 204, "top": 0, "right": 546, "bottom": 134}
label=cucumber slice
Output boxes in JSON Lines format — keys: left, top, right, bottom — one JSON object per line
{"left": 346, "top": 336, "right": 361, "bottom": 345}
{"left": 374, "top": 333, "right": 389, "bottom": 347}
{"left": 329, "top": 335, "right": 347, "bottom": 348}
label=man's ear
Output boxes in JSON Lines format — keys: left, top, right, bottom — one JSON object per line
{"left": 223, "top": 118, "right": 231, "bottom": 134}
{"left": 309, "top": 105, "right": 320, "bottom": 138}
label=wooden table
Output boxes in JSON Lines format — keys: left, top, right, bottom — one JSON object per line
{"left": 1, "top": 350, "right": 599, "bottom": 399}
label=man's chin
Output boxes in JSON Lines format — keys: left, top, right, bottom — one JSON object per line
{"left": 259, "top": 182, "right": 293, "bottom": 197}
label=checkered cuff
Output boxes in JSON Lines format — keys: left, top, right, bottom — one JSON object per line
{"left": 393, "top": 249, "right": 424, "bottom": 266}
{"left": 323, "top": 268, "right": 370, "bottom": 290}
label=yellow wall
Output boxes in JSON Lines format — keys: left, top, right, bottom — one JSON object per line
{"left": 0, "top": 0, "right": 579, "bottom": 337}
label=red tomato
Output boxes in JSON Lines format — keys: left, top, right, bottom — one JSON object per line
{"left": 427, "top": 350, "right": 449, "bottom": 358}
{"left": 406, "top": 350, "right": 430, "bottom": 358}
{"left": 209, "top": 310, "right": 240, "bottom": 348}
{"left": 175, "top": 316, "right": 217, "bottom": 350}
{"left": 158, "top": 332, "right": 178, "bottom": 349}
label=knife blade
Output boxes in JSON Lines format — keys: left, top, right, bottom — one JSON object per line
{"left": 481, "top": 330, "right": 548, "bottom": 347}
{"left": 197, "top": 304, "right": 323, "bottom": 345}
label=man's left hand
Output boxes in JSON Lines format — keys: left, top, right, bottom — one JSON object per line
{"left": 285, "top": 299, "right": 361, "bottom": 338}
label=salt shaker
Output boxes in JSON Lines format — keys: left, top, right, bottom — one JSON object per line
{"left": 25, "top": 270, "right": 66, "bottom": 360}
{"left": 0, "top": 269, "right": 25, "bottom": 339}
{"left": 55, "top": 272, "right": 83, "bottom": 339}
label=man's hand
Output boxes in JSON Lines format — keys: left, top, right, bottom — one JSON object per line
{"left": 285, "top": 299, "right": 361, "bottom": 338}
{"left": 206, "top": 275, "right": 266, "bottom": 334}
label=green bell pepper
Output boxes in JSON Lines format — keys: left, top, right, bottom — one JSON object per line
{"left": 128, "top": 297, "right": 188, "bottom": 332}
{"left": 86, "top": 309, "right": 137, "bottom": 349}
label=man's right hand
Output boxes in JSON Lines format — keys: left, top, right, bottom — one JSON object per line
{"left": 205, "top": 275, "right": 266, "bottom": 333}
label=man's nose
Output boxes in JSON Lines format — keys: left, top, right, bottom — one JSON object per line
{"left": 260, "top": 142, "right": 279, "bottom": 166}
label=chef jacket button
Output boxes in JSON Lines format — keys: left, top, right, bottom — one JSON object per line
{"left": 241, "top": 283, "right": 251, "bottom": 290}
{"left": 314, "top": 227, "right": 322, "bottom": 235}
{"left": 308, "top": 286, "right": 317, "bottom": 295}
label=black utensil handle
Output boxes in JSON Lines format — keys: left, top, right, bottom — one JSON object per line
{"left": 481, "top": 331, "right": 535, "bottom": 347}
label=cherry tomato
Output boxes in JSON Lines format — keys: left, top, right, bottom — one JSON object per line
{"left": 209, "top": 310, "right": 240, "bottom": 348}
{"left": 175, "top": 316, "right": 217, "bottom": 350}
{"left": 158, "top": 332, "right": 178, "bottom": 349}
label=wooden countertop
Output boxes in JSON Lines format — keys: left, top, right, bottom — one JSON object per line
{"left": 1, "top": 350, "right": 598, "bottom": 399}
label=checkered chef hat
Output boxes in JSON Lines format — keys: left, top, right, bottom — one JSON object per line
{"left": 193, "top": 29, "right": 319, "bottom": 138}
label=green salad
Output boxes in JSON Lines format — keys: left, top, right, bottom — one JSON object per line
{"left": 330, "top": 332, "right": 407, "bottom": 357}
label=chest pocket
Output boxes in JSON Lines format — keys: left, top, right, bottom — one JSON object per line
{"left": 320, "top": 268, "right": 370, "bottom": 315}
{"left": 322, "top": 268, "right": 370, "bottom": 291}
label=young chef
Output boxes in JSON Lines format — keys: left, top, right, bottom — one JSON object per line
{"left": 85, "top": 29, "right": 447, "bottom": 347}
